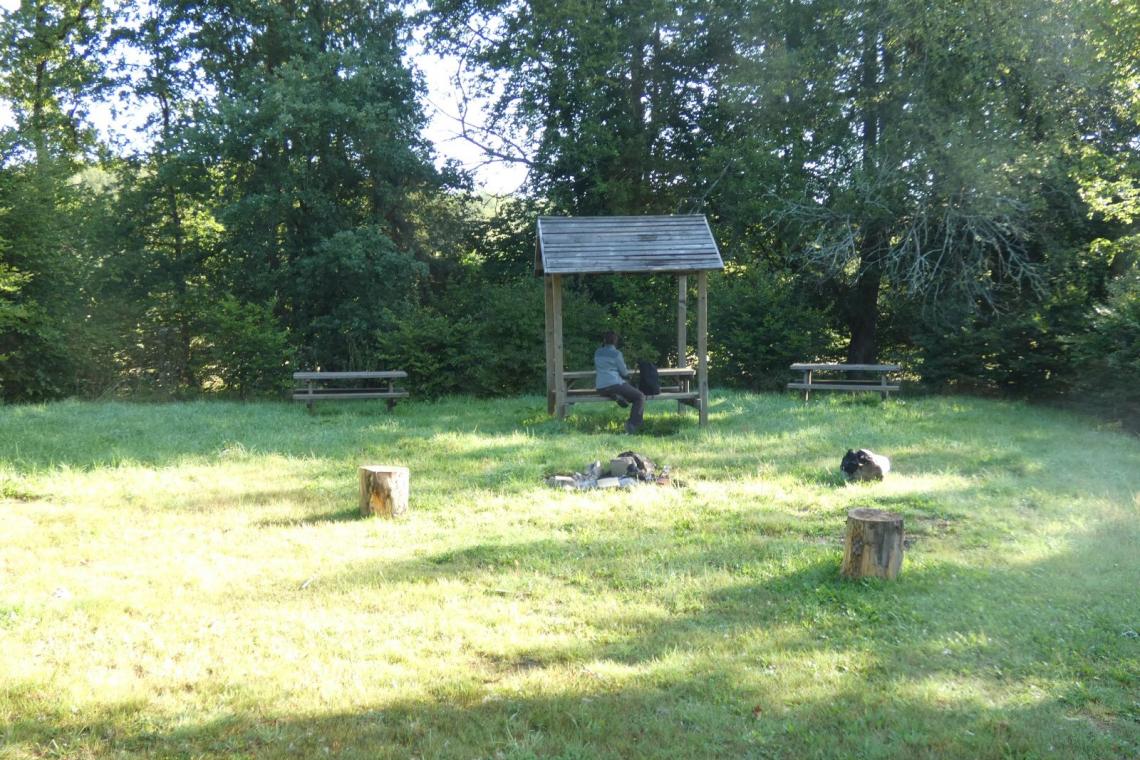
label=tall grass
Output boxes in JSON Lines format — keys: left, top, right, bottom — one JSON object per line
{"left": 1, "top": 392, "right": 1137, "bottom": 759}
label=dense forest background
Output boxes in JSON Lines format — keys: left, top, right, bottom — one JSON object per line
{"left": 1, "top": 0, "right": 1137, "bottom": 425}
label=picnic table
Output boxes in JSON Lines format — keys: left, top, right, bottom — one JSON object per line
{"left": 787, "top": 363, "right": 900, "bottom": 400}
{"left": 292, "top": 371, "right": 409, "bottom": 411}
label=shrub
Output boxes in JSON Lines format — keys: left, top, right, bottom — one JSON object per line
{"left": 709, "top": 266, "right": 834, "bottom": 390}
{"left": 197, "top": 297, "right": 293, "bottom": 398}
{"left": 1068, "top": 269, "right": 1140, "bottom": 427}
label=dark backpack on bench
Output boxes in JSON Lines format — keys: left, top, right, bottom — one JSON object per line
{"left": 637, "top": 360, "right": 660, "bottom": 396}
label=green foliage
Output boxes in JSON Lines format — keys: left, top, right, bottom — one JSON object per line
{"left": 379, "top": 278, "right": 610, "bottom": 398}
{"left": 197, "top": 296, "right": 292, "bottom": 398}
{"left": 710, "top": 266, "right": 835, "bottom": 390}
{"left": 0, "top": 0, "right": 1138, "bottom": 423}
{"left": 375, "top": 304, "right": 474, "bottom": 398}
{"left": 292, "top": 226, "right": 428, "bottom": 369}
{"left": 1069, "top": 266, "right": 1140, "bottom": 426}
{"left": 426, "top": 0, "right": 728, "bottom": 213}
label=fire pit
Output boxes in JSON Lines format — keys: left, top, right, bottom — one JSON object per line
{"left": 546, "top": 451, "right": 671, "bottom": 490}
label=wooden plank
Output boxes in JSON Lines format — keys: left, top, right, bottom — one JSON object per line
{"left": 565, "top": 391, "right": 699, "bottom": 404}
{"left": 545, "top": 263, "right": 718, "bottom": 272}
{"left": 293, "top": 371, "right": 407, "bottom": 380}
{"left": 539, "top": 215, "right": 705, "bottom": 226}
{"left": 543, "top": 253, "right": 716, "bottom": 260}
{"left": 786, "top": 383, "right": 899, "bottom": 392}
{"left": 552, "top": 274, "right": 566, "bottom": 418}
{"left": 697, "top": 271, "right": 709, "bottom": 426}
{"left": 543, "top": 231, "right": 708, "bottom": 241}
{"left": 545, "top": 275, "right": 556, "bottom": 414}
{"left": 562, "top": 367, "right": 695, "bottom": 380}
{"left": 542, "top": 250, "right": 717, "bottom": 259}
{"left": 789, "top": 363, "right": 900, "bottom": 371}
{"left": 541, "top": 224, "right": 711, "bottom": 234}
{"left": 677, "top": 274, "right": 688, "bottom": 367}
{"left": 568, "top": 387, "right": 690, "bottom": 397}
{"left": 542, "top": 238, "right": 716, "bottom": 249}
{"left": 294, "top": 389, "right": 405, "bottom": 396}
{"left": 540, "top": 222, "right": 707, "bottom": 233}
{"left": 292, "top": 392, "right": 410, "bottom": 400}
{"left": 543, "top": 263, "right": 722, "bottom": 274}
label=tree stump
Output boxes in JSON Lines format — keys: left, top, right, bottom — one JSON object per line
{"left": 358, "top": 465, "right": 409, "bottom": 518}
{"left": 841, "top": 508, "right": 904, "bottom": 580}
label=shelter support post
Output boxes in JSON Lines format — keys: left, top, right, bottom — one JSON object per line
{"left": 677, "top": 274, "right": 688, "bottom": 414}
{"left": 544, "top": 276, "right": 556, "bottom": 414}
{"left": 697, "top": 271, "right": 709, "bottom": 426}
{"left": 551, "top": 275, "right": 567, "bottom": 418}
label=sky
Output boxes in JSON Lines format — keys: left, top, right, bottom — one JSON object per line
{"left": 0, "top": 0, "right": 528, "bottom": 195}
{"left": 415, "top": 49, "right": 530, "bottom": 195}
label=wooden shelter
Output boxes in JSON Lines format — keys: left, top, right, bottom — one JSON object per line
{"left": 535, "top": 214, "right": 725, "bottom": 425}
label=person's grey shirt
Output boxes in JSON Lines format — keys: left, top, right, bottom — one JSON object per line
{"left": 594, "top": 344, "right": 630, "bottom": 389}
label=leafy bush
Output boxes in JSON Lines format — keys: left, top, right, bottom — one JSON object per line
{"left": 1067, "top": 269, "right": 1140, "bottom": 427}
{"left": 197, "top": 297, "right": 293, "bottom": 398}
{"left": 374, "top": 305, "right": 475, "bottom": 398}
{"left": 709, "top": 266, "right": 834, "bottom": 390}
{"left": 377, "top": 278, "right": 611, "bottom": 398}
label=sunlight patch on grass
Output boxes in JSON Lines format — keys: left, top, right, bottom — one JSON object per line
{"left": 1, "top": 393, "right": 1137, "bottom": 759}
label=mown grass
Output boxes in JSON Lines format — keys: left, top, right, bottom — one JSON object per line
{"left": 1, "top": 392, "right": 1137, "bottom": 759}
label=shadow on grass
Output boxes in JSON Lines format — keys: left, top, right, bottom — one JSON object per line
{"left": 562, "top": 408, "right": 697, "bottom": 437}
{"left": 12, "top": 677, "right": 1130, "bottom": 760}
{"left": 254, "top": 505, "right": 362, "bottom": 528}
{"left": 3, "top": 394, "right": 1134, "bottom": 502}
{"left": 9, "top": 522, "right": 1137, "bottom": 758}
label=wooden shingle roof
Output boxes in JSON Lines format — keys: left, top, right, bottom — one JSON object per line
{"left": 535, "top": 214, "right": 724, "bottom": 276}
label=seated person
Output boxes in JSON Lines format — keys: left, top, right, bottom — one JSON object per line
{"left": 594, "top": 330, "right": 645, "bottom": 434}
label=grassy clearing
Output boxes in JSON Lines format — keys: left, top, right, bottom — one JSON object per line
{"left": 1, "top": 392, "right": 1137, "bottom": 759}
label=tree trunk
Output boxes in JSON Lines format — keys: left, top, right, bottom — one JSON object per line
{"left": 845, "top": 261, "right": 882, "bottom": 364}
{"left": 841, "top": 508, "right": 904, "bottom": 580}
{"left": 358, "top": 466, "right": 409, "bottom": 518}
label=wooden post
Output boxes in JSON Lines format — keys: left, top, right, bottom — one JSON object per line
{"left": 841, "top": 508, "right": 904, "bottom": 580}
{"left": 359, "top": 466, "right": 409, "bottom": 518}
{"left": 697, "top": 271, "right": 709, "bottom": 426}
{"left": 676, "top": 274, "right": 688, "bottom": 366}
{"left": 551, "top": 274, "right": 567, "bottom": 419}
{"left": 544, "top": 276, "right": 556, "bottom": 414}
{"left": 677, "top": 274, "right": 688, "bottom": 414}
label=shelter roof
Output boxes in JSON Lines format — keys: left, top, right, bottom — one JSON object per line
{"left": 535, "top": 214, "right": 724, "bottom": 276}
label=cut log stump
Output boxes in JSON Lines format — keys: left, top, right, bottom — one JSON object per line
{"left": 359, "top": 465, "right": 409, "bottom": 518}
{"left": 841, "top": 508, "right": 904, "bottom": 580}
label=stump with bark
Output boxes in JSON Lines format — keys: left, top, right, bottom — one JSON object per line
{"left": 841, "top": 508, "right": 904, "bottom": 580}
{"left": 358, "top": 465, "right": 409, "bottom": 518}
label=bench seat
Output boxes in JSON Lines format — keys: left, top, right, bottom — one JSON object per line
{"left": 566, "top": 391, "right": 699, "bottom": 403}
{"left": 786, "top": 382, "right": 899, "bottom": 393}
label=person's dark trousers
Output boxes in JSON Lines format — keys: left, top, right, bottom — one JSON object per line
{"left": 598, "top": 382, "right": 645, "bottom": 433}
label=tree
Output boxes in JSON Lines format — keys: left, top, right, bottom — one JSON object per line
{"left": 162, "top": 0, "right": 445, "bottom": 371}
{"left": 426, "top": 0, "right": 734, "bottom": 215}
{"left": 724, "top": 0, "right": 1117, "bottom": 363}
{"left": 0, "top": 0, "right": 114, "bottom": 399}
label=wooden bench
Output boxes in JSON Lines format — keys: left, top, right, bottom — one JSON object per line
{"left": 787, "top": 363, "right": 900, "bottom": 401}
{"left": 561, "top": 367, "right": 699, "bottom": 410}
{"left": 292, "top": 371, "right": 409, "bottom": 411}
